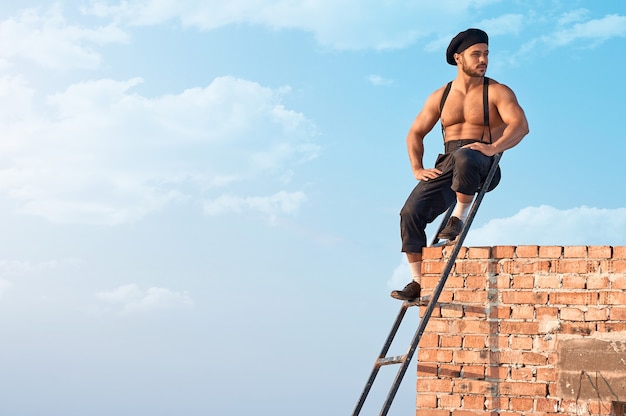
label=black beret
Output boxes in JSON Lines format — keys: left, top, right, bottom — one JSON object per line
{"left": 446, "top": 28, "right": 488, "bottom": 65}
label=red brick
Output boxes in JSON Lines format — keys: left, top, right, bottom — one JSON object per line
{"left": 492, "top": 246, "right": 515, "bottom": 259}
{"left": 453, "top": 350, "right": 489, "bottom": 365}
{"left": 610, "top": 307, "right": 626, "bottom": 320}
{"left": 502, "top": 291, "right": 548, "bottom": 305}
{"left": 500, "top": 321, "right": 540, "bottom": 335}
{"left": 422, "top": 260, "right": 446, "bottom": 275}
{"left": 584, "top": 307, "right": 608, "bottom": 321}
{"left": 485, "top": 365, "right": 508, "bottom": 380}
{"left": 446, "top": 276, "right": 465, "bottom": 288}
{"left": 423, "top": 246, "right": 444, "bottom": 259}
{"left": 560, "top": 306, "right": 584, "bottom": 321}
{"left": 440, "top": 335, "right": 462, "bottom": 348}
{"left": 511, "top": 367, "right": 533, "bottom": 381}
{"left": 489, "top": 306, "right": 511, "bottom": 319}
{"left": 439, "top": 364, "right": 462, "bottom": 378}
{"left": 416, "top": 410, "right": 449, "bottom": 416}
{"left": 516, "top": 245, "right": 539, "bottom": 258}
{"left": 416, "top": 393, "right": 438, "bottom": 408}
{"left": 511, "top": 305, "right": 534, "bottom": 319}
{"left": 613, "top": 246, "right": 626, "bottom": 259}
{"left": 612, "top": 275, "right": 626, "bottom": 289}
{"left": 485, "top": 396, "right": 510, "bottom": 411}
{"left": 562, "top": 274, "right": 586, "bottom": 289}
{"left": 612, "top": 260, "right": 626, "bottom": 272}
{"left": 451, "top": 320, "right": 492, "bottom": 335}
{"left": 502, "top": 260, "right": 546, "bottom": 274}
{"left": 417, "top": 364, "right": 438, "bottom": 377}
{"left": 512, "top": 275, "right": 535, "bottom": 289}
{"left": 536, "top": 367, "right": 557, "bottom": 382}
{"left": 463, "top": 364, "right": 486, "bottom": 379}
{"left": 599, "top": 291, "right": 626, "bottom": 305}
{"left": 560, "top": 322, "right": 596, "bottom": 336}
{"left": 509, "top": 397, "right": 533, "bottom": 411}
{"left": 536, "top": 275, "right": 560, "bottom": 288}
{"left": 453, "top": 379, "right": 496, "bottom": 395}
{"left": 439, "top": 394, "right": 461, "bottom": 408}
{"left": 550, "top": 291, "right": 598, "bottom": 305}
{"left": 468, "top": 247, "right": 491, "bottom": 258}
{"left": 417, "top": 378, "right": 452, "bottom": 393}
{"left": 564, "top": 246, "right": 588, "bottom": 258}
{"left": 489, "top": 275, "right": 510, "bottom": 289}
{"left": 420, "top": 333, "right": 439, "bottom": 348}
{"left": 465, "top": 275, "right": 487, "bottom": 289}
{"left": 510, "top": 336, "right": 533, "bottom": 350}
{"left": 553, "top": 259, "right": 599, "bottom": 274}
{"left": 463, "top": 395, "right": 485, "bottom": 409}
{"left": 441, "top": 304, "right": 464, "bottom": 318}
{"left": 499, "top": 381, "right": 547, "bottom": 396}
{"left": 536, "top": 397, "right": 560, "bottom": 413}
{"left": 454, "top": 289, "right": 488, "bottom": 304}
{"left": 598, "top": 322, "right": 626, "bottom": 332}
{"left": 535, "top": 306, "right": 558, "bottom": 319}
{"left": 539, "top": 245, "right": 563, "bottom": 258}
{"left": 419, "top": 349, "right": 453, "bottom": 363}
{"left": 450, "top": 410, "right": 486, "bottom": 416}
{"left": 586, "top": 275, "right": 609, "bottom": 289}
{"left": 463, "top": 335, "right": 486, "bottom": 349}
{"left": 588, "top": 245, "right": 612, "bottom": 259}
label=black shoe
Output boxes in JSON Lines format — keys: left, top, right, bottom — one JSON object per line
{"left": 439, "top": 216, "right": 463, "bottom": 240}
{"left": 390, "top": 281, "right": 421, "bottom": 301}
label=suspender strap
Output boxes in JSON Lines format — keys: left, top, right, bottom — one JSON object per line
{"left": 439, "top": 77, "right": 492, "bottom": 143}
{"left": 440, "top": 81, "right": 452, "bottom": 138}
{"left": 483, "top": 77, "right": 492, "bottom": 143}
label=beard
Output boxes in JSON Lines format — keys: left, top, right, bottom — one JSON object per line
{"left": 461, "top": 60, "right": 486, "bottom": 78}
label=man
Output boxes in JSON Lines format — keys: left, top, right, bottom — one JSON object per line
{"left": 391, "top": 28, "right": 529, "bottom": 301}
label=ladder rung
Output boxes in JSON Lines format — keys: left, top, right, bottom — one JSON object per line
{"left": 377, "top": 355, "right": 407, "bottom": 367}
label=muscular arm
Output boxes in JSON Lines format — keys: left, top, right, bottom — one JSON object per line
{"left": 406, "top": 88, "right": 445, "bottom": 180}
{"left": 488, "top": 84, "right": 529, "bottom": 154}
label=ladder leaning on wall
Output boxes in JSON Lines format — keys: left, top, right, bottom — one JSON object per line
{"left": 352, "top": 152, "right": 502, "bottom": 416}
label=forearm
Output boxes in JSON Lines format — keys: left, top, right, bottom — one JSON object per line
{"left": 491, "top": 121, "right": 529, "bottom": 153}
{"left": 406, "top": 133, "right": 425, "bottom": 176}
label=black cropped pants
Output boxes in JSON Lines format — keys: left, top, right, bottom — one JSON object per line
{"left": 400, "top": 140, "right": 501, "bottom": 254}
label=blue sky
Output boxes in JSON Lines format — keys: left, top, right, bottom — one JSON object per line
{"left": 1, "top": 1, "right": 626, "bottom": 415}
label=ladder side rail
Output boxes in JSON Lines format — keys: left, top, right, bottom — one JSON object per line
{"left": 377, "top": 153, "right": 502, "bottom": 416}
{"left": 352, "top": 302, "right": 411, "bottom": 416}
{"left": 430, "top": 202, "right": 456, "bottom": 246}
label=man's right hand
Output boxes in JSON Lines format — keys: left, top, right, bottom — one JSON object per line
{"left": 414, "top": 168, "right": 442, "bottom": 182}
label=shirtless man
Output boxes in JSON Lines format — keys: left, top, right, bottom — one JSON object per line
{"left": 391, "top": 28, "right": 529, "bottom": 301}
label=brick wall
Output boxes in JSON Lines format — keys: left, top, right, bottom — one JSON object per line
{"left": 416, "top": 245, "right": 626, "bottom": 416}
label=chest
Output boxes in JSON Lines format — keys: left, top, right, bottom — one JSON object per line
{"left": 440, "top": 88, "right": 490, "bottom": 127}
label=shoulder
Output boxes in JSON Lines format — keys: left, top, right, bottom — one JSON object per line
{"left": 424, "top": 82, "right": 453, "bottom": 109}
{"left": 487, "top": 78, "right": 520, "bottom": 102}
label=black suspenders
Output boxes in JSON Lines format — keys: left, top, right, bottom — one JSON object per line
{"left": 440, "top": 77, "right": 491, "bottom": 143}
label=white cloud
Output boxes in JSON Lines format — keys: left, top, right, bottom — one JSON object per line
{"left": 388, "top": 205, "right": 626, "bottom": 286}
{"left": 0, "top": 278, "right": 12, "bottom": 298}
{"left": 204, "top": 190, "right": 307, "bottom": 217}
{"left": 0, "top": 75, "right": 318, "bottom": 225}
{"left": 467, "top": 205, "right": 626, "bottom": 247}
{"left": 0, "top": 258, "right": 82, "bottom": 276}
{"left": 367, "top": 74, "right": 393, "bottom": 86}
{"left": 85, "top": 0, "right": 501, "bottom": 50}
{"left": 547, "top": 14, "right": 626, "bottom": 47}
{"left": 95, "top": 283, "right": 194, "bottom": 315}
{"left": 0, "top": 5, "right": 128, "bottom": 70}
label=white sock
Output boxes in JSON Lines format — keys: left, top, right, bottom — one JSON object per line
{"left": 451, "top": 201, "right": 472, "bottom": 222}
{"left": 409, "top": 261, "right": 421, "bottom": 284}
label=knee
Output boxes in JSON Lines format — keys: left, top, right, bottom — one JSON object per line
{"left": 453, "top": 148, "right": 481, "bottom": 172}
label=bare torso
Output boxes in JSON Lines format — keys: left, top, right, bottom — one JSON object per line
{"left": 440, "top": 78, "right": 506, "bottom": 143}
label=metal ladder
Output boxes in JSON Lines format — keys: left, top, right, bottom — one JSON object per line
{"left": 352, "top": 152, "right": 502, "bottom": 416}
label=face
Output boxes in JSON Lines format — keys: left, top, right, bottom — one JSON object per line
{"left": 456, "top": 43, "right": 488, "bottom": 77}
